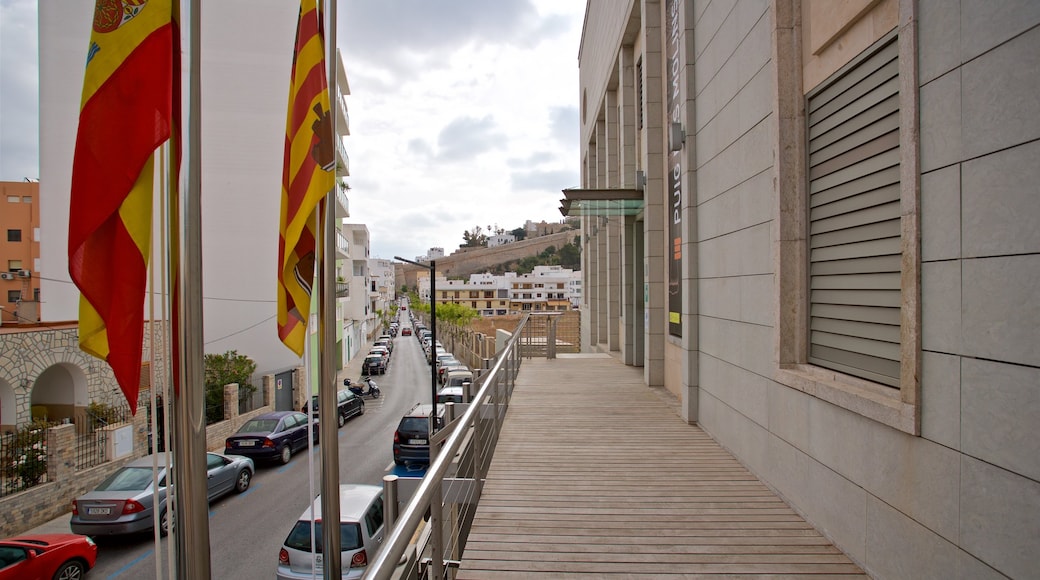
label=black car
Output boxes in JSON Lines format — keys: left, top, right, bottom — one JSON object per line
{"left": 363, "top": 354, "right": 387, "bottom": 375}
{"left": 303, "top": 389, "right": 365, "bottom": 428}
{"left": 225, "top": 411, "right": 319, "bottom": 465}
{"left": 392, "top": 404, "right": 445, "bottom": 466}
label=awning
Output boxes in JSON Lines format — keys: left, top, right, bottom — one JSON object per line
{"left": 559, "top": 187, "right": 644, "bottom": 217}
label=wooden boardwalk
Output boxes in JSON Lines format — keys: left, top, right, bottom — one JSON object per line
{"left": 457, "top": 354, "right": 867, "bottom": 579}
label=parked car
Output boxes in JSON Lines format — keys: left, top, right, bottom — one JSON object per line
{"left": 0, "top": 533, "right": 97, "bottom": 580}
{"left": 276, "top": 484, "right": 385, "bottom": 580}
{"left": 225, "top": 411, "right": 319, "bottom": 465}
{"left": 436, "top": 386, "right": 465, "bottom": 404}
{"left": 443, "top": 369, "right": 474, "bottom": 392}
{"left": 303, "top": 389, "right": 364, "bottom": 428}
{"left": 362, "top": 354, "right": 386, "bottom": 375}
{"left": 70, "top": 451, "right": 254, "bottom": 537}
{"left": 439, "top": 362, "right": 469, "bottom": 383}
{"left": 392, "top": 404, "right": 446, "bottom": 466}
{"left": 370, "top": 344, "right": 391, "bottom": 360}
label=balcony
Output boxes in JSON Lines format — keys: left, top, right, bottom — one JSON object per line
{"left": 336, "top": 90, "right": 350, "bottom": 136}
{"left": 336, "top": 138, "right": 350, "bottom": 177}
{"left": 336, "top": 230, "right": 349, "bottom": 258}
{"left": 336, "top": 180, "right": 349, "bottom": 217}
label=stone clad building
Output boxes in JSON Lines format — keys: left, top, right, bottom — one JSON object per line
{"left": 570, "top": 1, "right": 1039, "bottom": 578}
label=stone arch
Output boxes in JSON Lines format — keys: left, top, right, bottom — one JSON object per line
{"left": 0, "top": 378, "right": 14, "bottom": 433}
{"left": 30, "top": 362, "right": 88, "bottom": 424}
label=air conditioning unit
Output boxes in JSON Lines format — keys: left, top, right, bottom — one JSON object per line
{"left": 0, "top": 272, "right": 14, "bottom": 280}
{"left": 18, "top": 270, "right": 30, "bottom": 278}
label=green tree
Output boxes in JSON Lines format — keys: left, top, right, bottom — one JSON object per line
{"left": 204, "top": 350, "right": 257, "bottom": 424}
{"left": 509, "top": 227, "right": 527, "bottom": 241}
{"left": 461, "top": 225, "right": 488, "bottom": 248}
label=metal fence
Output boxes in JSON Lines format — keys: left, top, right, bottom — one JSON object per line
{"left": 367, "top": 312, "right": 537, "bottom": 579}
{"left": 75, "top": 403, "right": 131, "bottom": 470}
{"left": 0, "top": 426, "right": 50, "bottom": 497}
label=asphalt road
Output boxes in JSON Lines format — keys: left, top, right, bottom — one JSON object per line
{"left": 49, "top": 317, "right": 433, "bottom": 579}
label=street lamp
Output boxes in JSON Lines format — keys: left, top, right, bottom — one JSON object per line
{"left": 394, "top": 256, "right": 438, "bottom": 428}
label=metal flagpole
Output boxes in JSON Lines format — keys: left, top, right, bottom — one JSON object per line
{"left": 172, "top": 0, "right": 212, "bottom": 577}
{"left": 318, "top": 0, "right": 343, "bottom": 577}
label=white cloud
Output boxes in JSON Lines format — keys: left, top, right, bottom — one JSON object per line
{"left": 0, "top": 0, "right": 585, "bottom": 261}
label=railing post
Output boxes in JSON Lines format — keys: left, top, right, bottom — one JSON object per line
{"left": 547, "top": 315, "right": 557, "bottom": 359}
{"left": 383, "top": 474, "right": 398, "bottom": 532}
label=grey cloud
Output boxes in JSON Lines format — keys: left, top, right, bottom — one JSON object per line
{"left": 407, "top": 138, "right": 434, "bottom": 157}
{"left": 435, "top": 115, "right": 505, "bottom": 162}
{"left": 339, "top": 0, "right": 569, "bottom": 82}
{"left": 507, "top": 151, "right": 555, "bottom": 168}
{"left": 510, "top": 168, "right": 577, "bottom": 192}
{"left": 0, "top": 0, "right": 40, "bottom": 180}
{"left": 548, "top": 106, "right": 579, "bottom": 147}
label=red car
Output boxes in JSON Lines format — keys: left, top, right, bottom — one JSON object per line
{"left": 401, "top": 327, "right": 412, "bottom": 336}
{"left": 0, "top": 533, "right": 97, "bottom": 580}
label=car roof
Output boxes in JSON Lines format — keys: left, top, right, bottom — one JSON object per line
{"left": 438, "top": 386, "right": 463, "bottom": 394}
{"left": 404, "top": 403, "right": 443, "bottom": 418}
{"left": 300, "top": 484, "right": 382, "bottom": 521}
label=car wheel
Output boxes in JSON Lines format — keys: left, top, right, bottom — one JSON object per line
{"left": 235, "top": 469, "right": 252, "bottom": 493}
{"left": 394, "top": 458, "right": 404, "bottom": 466}
{"left": 279, "top": 445, "right": 292, "bottom": 465}
{"left": 52, "top": 559, "right": 87, "bottom": 580}
{"left": 337, "top": 412, "right": 345, "bottom": 428}
{"left": 159, "top": 509, "right": 172, "bottom": 537}
{"left": 358, "top": 401, "right": 365, "bottom": 415}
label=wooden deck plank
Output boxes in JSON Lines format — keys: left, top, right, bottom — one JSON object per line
{"left": 456, "top": 356, "right": 867, "bottom": 578}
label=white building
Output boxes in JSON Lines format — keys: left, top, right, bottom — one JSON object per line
{"left": 368, "top": 258, "right": 396, "bottom": 322}
{"left": 486, "top": 234, "right": 516, "bottom": 247}
{"left": 38, "top": 2, "right": 356, "bottom": 374}
{"left": 339, "top": 224, "right": 374, "bottom": 361}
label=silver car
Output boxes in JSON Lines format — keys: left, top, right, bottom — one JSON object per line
{"left": 70, "top": 451, "right": 254, "bottom": 537}
{"left": 276, "top": 484, "right": 385, "bottom": 579}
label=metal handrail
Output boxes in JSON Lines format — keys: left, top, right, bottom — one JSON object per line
{"left": 364, "top": 313, "right": 531, "bottom": 579}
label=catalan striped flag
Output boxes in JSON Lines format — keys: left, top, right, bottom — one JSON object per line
{"left": 278, "top": 0, "right": 336, "bottom": 356}
{"left": 69, "top": 0, "right": 180, "bottom": 415}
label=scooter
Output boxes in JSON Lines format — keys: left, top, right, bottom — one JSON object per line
{"left": 345, "top": 377, "right": 381, "bottom": 399}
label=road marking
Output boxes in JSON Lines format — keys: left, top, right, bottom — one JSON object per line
{"left": 108, "top": 549, "right": 153, "bottom": 579}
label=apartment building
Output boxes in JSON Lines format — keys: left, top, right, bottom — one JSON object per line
{"left": 509, "top": 266, "right": 576, "bottom": 313}
{"left": 0, "top": 181, "right": 40, "bottom": 325}
{"left": 571, "top": 1, "right": 1039, "bottom": 578}
{"left": 432, "top": 273, "right": 512, "bottom": 316}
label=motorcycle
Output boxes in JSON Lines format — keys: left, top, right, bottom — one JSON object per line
{"left": 345, "top": 377, "right": 381, "bottom": 399}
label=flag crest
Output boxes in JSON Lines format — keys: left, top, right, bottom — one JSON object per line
{"left": 69, "top": 0, "right": 179, "bottom": 415}
{"left": 278, "top": 0, "right": 336, "bottom": 356}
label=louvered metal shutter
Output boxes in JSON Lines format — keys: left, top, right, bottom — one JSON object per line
{"left": 807, "top": 35, "right": 901, "bottom": 388}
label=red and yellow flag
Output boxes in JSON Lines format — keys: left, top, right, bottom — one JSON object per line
{"left": 69, "top": 0, "right": 179, "bottom": 415}
{"left": 278, "top": 0, "right": 336, "bottom": 356}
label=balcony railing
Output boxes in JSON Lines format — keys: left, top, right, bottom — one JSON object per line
{"left": 336, "top": 138, "right": 349, "bottom": 177}
{"left": 336, "top": 181, "right": 349, "bottom": 216}
{"left": 336, "top": 230, "right": 349, "bottom": 258}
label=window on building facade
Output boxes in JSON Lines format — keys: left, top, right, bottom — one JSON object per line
{"left": 6, "top": 196, "right": 18, "bottom": 203}
{"left": 774, "top": 10, "right": 919, "bottom": 435}
{"left": 7, "top": 229, "right": 21, "bottom": 242}
{"left": 8, "top": 260, "right": 22, "bottom": 271}
{"left": 7, "top": 290, "right": 20, "bottom": 303}
{"left": 636, "top": 57, "right": 644, "bottom": 129}
{"left": 807, "top": 34, "right": 902, "bottom": 388}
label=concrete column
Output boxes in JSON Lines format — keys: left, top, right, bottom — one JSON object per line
{"left": 263, "top": 374, "right": 274, "bottom": 408}
{"left": 618, "top": 46, "right": 638, "bottom": 364}
{"left": 642, "top": 0, "right": 666, "bottom": 386}
{"left": 223, "top": 383, "right": 240, "bottom": 421}
{"left": 47, "top": 423, "right": 76, "bottom": 482}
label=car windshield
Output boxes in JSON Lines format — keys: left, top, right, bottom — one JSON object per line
{"left": 96, "top": 467, "right": 156, "bottom": 491}
{"left": 284, "top": 521, "right": 362, "bottom": 552}
{"left": 399, "top": 417, "right": 430, "bottom": 433}
{"left": 239, "top": 419, "right": 278, "bottom": 433}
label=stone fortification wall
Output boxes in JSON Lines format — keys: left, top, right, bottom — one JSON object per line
{"left": 395, "top": 230, "right": 577, "bottom": 288}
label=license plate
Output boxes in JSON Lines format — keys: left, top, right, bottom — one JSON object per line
{"left": 408, "top": 439, "right": 427, "bottom": 445}
{"left": 238, "top": 440, "right": 255, "bottom": 447}
{"left": 87, "top": 507, "right": 111, "bottom": 515}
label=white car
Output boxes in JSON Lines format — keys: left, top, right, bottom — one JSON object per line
{"left": 276, "top": 484, "right": 385, "bottom": 579}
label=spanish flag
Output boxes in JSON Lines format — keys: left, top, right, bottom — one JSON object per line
{"left": 278, "top": 0, "right": 336, "bottom": 356}
{"left": 69, "top": 0, "right": 179, "bottom": 415}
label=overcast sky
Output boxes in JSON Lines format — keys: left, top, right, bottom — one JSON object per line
{"left": 0, "top": 0, "right": 584, "bottom": 260}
